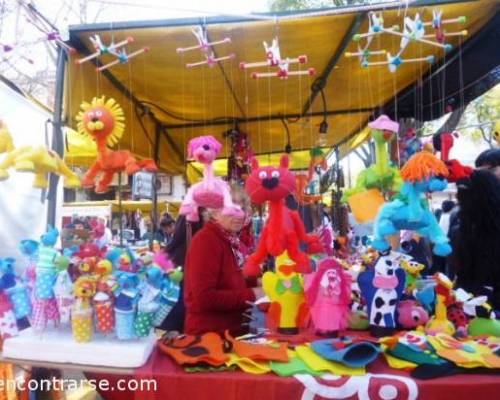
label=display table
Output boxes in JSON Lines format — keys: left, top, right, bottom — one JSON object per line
{"left": 88, "top": 347, "right": 500, "bottom": 400}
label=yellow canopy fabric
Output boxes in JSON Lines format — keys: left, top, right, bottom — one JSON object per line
{"left": 63, "top": 200, "right": 180, "bottom": 216}
{"left": 65, "top": 1, "right": 498, "bottom": 175}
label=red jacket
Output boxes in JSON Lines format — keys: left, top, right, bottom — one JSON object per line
{"left": 184, "top": 221, "right": 255, "bottom": 335}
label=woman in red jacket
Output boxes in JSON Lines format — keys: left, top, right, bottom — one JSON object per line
{"left": 184, "top": 189, "right": 262, "bottom": 335}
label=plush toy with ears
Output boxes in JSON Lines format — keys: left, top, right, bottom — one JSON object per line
{"left": 432, "top": 131, "right": 473, "bottom": 182}
{"left": 244, "top": 155, "right": 322, "bottom": 276}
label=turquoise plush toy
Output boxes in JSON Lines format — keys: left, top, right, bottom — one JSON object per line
{"left": 35, "top": 225, "right": 59, "bottom": 300}
{"left": 372, "top": 151, "right": 452, "bottom": 257}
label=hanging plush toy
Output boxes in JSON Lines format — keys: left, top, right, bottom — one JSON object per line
{"left": 262, "top": 251, "right": 308, "bottom": 335}
{"left": 304, "top": 258, "right": 351, "bottom": 337}
{"left": 226, "top": 127, "right": 252, "bottom": 184}
{"left": 76, "top": 96, "right": 157, "bottom": 193}
{"left": 244, "top": 155, "right": 322, "bottom": 276}
{"left": 343, "top": 115, "right": 403, "bottom": 202}
{"left": 357, "top": 250, "right": 406, "bottom": 337}
{"left": 180, "top": 135, "right": 243, "bottom": 222}
{"left": 396, "top": 128, "right": 421, "bottom": 165}
{"left": 432, "top": 131, "right": 472, "bottom": 182}
{"left": 0, "top": 120, "right": 81, "bottom": 189}
{"left": 372, "top": 151, "right": 452, "bottom": 256}
{"left": 306, "top": 147, "right": 328, "bottom": 196}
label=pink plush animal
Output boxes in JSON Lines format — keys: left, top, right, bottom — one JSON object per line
{"left": 305, "top": 258, "right": 351, "bottom": 336}
{"left": 180, "top": 135, "right": 243, "bottom": 222}
{"left": 153, "top": 251, "right": 174, "bottom": 273}
{"left": 397, "top": 299, "right": 429, "bottom": 329}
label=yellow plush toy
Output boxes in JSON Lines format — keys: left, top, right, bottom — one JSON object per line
{"left": 0, "top": 120, "right": 80, "bottom": 189}
{"left": 262, "top": 251, "right": 308, "bottom": 334}
{"left": 71, "top": 276, "right": 97, "bottom": 343}
{"left": 425, "top": 273, "right": 455, "bottom": 336}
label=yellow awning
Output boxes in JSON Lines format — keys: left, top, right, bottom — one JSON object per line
{"left": 65, "top": 1, "right": 498, "bottom": 175}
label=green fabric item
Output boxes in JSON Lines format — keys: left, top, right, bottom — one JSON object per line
{"left": 275, "top": 275, "right": 302, "bottom": 295}
{"left": 270, "top": 357, "right": 321, "bottom": 377}
{"left": 185, "top": 365, "right": 237, "bottom": 373}
{"left": 468, "top": 318, "right": 500, "bottom": 337}
{"left": 134, "top": 311, "right": 154, "bottom": 337}
{"left": 388, "top": 342, "right": 445, "bottom": 366}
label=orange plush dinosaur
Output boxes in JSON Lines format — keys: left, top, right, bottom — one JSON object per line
{"left": 76, "top": 96, "right": 157, "bottom": 193}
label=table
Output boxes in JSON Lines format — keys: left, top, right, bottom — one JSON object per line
{"left": 89, "top": 347, "right": 500, "bottom": 400}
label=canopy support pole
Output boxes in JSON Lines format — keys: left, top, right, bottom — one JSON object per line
{"left": 301, "top": 12, "right": 366, "bottom": 116}
{"left": 151, "top": 123, "right": 162, "bottom": 247}
{"left": 47, "top": 47, "right": 67, "bottom": 228}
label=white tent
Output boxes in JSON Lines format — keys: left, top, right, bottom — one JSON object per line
{"left": 0, "top": 80, "right": 62, "bottom": 258}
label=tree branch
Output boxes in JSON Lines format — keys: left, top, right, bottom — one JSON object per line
{"left": 436, "top": 106, "right": 466, "bottom": 134}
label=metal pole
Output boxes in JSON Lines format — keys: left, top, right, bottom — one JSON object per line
{"left": 47, "top": 47, "right": 67, "bottom": 227}
{"left": 151, "top": 123, "right": 162, "bottom": 248}
{"left": 118, "top": 173, "right": 123, "bottom": 247}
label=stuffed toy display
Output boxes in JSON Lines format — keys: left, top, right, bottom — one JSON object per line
{"left": 432, "top": 131, "right": 473, "bottom": 182}
{"left": 226, "top": 127, "right": 252, "bottom": 184}
{"left": 358, "top": 250, "right": 406, "bottom": 337}
{"left": 304, "top": 258, "right": 351, "bottom": 337}
{"left": 244, "top": 155, "right": 322, "bottom": 276}
{"left": 372, "top": 151, "right": 452, "bottom": 257}
{"left": 396, "top": 128, "right": 422, "bottom": 165}
{"left": 76, "top": 96, "right": 157, "bottom": 193}
{"left": 180, "top": 135, "right": 243, "bottom": 222}
{"left": 262, "top": 252, "right": 308, "bottom": 335}
{"left": 343, "top": 115, "right": 402, "bottom": 203}
{"left": 305, "top": 147, "right": 328, "bottom": 197}
{"left": 0, "top": 121, "right": 81, "bottom": 189}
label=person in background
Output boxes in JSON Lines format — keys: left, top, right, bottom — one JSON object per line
{"left": 453, "top": 168, "right": 500, "bottom": 311}
{"left": 158, "top": 210, "right": 206, "bottom": 333}
{"left": 159, "top": 217, "right": 176, "bottom": 245}
{"left": 432, "top": 200, "right": 455, "bottom": 274}
{"left": 184, "top": 186, "right": 263, "bottom": 336}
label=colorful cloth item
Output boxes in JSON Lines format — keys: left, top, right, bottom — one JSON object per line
{"left": 71, "top": 307, "right": 93, "bottom": 343}
{"left": 6, "top": 286, "right": 31, "bottom": 319}
{"left": 427, "top": 333, "right": 500, "bottom": 369}
{"left": 30, "top": 297, "right": 59, "bottom": 331}
{"left": 295, "top": 345, "right": 365, "bottom": 376}
{"left": 35, "top": 272, "right": 57, "bottom": 300}
{"left": 115, "top": 308, "right": 136, "bottom": 340}
{"left": 37, "top": 246, "right": 58, "bottom": 274}
{"left": 0, "top": 293, "right": 18, "bottom": 339}
{"left": 226, "top": 353, "right": 271, "bottom": 374}
{"left": 224, "top": 331, "right": 289, "bottom": 362}
{"left": 95, "top": 299, "right": 115, "bottom": 333}
{"left": 270, "top": 350, "right": 321, "bottom": 377}
{"left": 158, "top": 332, "right": 229, "bottom": 366}
{"left": 134, "top": 311, "right": 154, "bottom": 337}
{"left": 310, "top": 339, "right": 381, "bottom": 368}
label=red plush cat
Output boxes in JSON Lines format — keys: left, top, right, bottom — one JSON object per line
{"left": 244, "top": 155, "right": 322, "bottom": 276}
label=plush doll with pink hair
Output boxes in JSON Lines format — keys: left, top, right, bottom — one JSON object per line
{"left": 304, "top": 258, "right": 351, "bottom": 337}
{"left": 180, "top": 135, "right": 243, "bottom": 222}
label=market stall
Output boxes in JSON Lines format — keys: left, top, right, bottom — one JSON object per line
{"left": 1, "top": 0, "right": 500, "bottom": 399}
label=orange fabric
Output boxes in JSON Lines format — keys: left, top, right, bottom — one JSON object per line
{"left": 224, "top": 331, "right": 289, "bottom": 362}
{"left": 158, "top": 333, "right": 229, "bottom": 366}
{"left": 348, "top": 189, "right": 385, "bottom": 224}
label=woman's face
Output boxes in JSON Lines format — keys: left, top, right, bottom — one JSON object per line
{"left": 212, "top": 189, "right": 249, "bottom": 233}
{"left": 213, "top": 211, "right": 246, "bottom": 233}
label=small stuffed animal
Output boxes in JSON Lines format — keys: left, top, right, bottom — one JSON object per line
{"left": 262, "top": 252, "right": 308, "bottom": 335}
{"left": 71, "top": 276, "right": 97, "bottom": 342}
{"left": 180, "top": 135, "right": 243, "bottom": 222}
{"left": 244, "top": 155, "right": 322, "bottom": 276}
{"left": 425, "top": 273, "right": 455, "bottom": 335}
{"left": 400, "top": 258, "right": 425, "bottom": 295}
{"left": 397, "top": 299, "right": 429, "bottom": 329}
{"left": 305, "top": 258, "right": 351, "bottom": 337}
{"left": 358, "top": 250, "right": 406, "bottom": 337}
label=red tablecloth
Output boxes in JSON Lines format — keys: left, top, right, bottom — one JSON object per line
{"left": 89, "top": 346, "right": 500, "bottom": 400}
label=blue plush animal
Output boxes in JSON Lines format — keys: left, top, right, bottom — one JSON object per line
{"left": 0, "top": 258, "right": 17, "bottom": 289}
{"left": 114, "top": 271, "right": 140, "bottom": 311}
{"left": 372, "top": 152, "right": 452, "bottom": 257}
{"left": 36, "top": 225, "right": 60, "bottom": 300}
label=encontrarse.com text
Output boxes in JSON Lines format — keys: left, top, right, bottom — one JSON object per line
{"left": 0, "top": 377, "right": 158, "bottom": 392}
